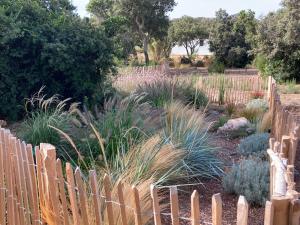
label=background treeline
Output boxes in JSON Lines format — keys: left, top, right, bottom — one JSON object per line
{"left": 0, "top": 0, "right": 299, "bottom": 121}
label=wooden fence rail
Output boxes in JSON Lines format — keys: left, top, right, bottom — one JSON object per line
{"left": 0, "top": 127, "right": 276, "bottom": 225}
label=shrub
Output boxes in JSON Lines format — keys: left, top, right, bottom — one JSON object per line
{"left": 180, "top": 56, "right": 192, "bottom": 65}
{"left": 239, "top": 108, "right": 261, "bottom": 124}
{"left": 0, "top": 1, "right": 115, "bottom": 121}
{"left": 194, "top": 60, "right": 205, "bottom": 67}
{"left": 238, "top": 133, "right": 269, "bottom": 158}
{"left": 251, "top": 91, "right": 265, "bottom": 99}
{"left": 208, "top": 59, "right": 225, "bottom": 73}
{"left": 246, "top": 99, "right": 269, "bottom": 112}
{"left": 223, "top": 158, "right": 269, "bottom": 206}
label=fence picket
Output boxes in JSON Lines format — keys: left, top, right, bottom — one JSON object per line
{"left": 170, "top": 186, "right": 180, "bottom": 225}
{"left": 237, "top": 196, "right": 248, "bottom": 225}
{"left": 89, "top": 170, "right": 102, "bottom": 225}
{"left": 132, "top": 185, "right": 142, "bottom": 225}
{"left": 212, "top": 193, "right": 222, "bottom": 225}
{"left": 150, "top": 185, "right": 162, "bottom": 225}
{"left": 103, "top": 174, "right": 114, "bottom": 225}
{"left": 66, "top": 163, "right": 80, "bottom": 225}
{"left": 264, "top": 201, "right": 274, "bottom": 225}
{"left": 191, "top": 190, "right": 200, "bottom": 225}
{"left": 117, "top": 182, "right": 128, "bottom": 225}
{"left": 56, "top": 159, "right": 70, "bottom": 225}
{"left": 0, "top": 129, "right": 6, "bottom": 225}
{"left": 74, "top": 167, "right": 89, "bottom": 225}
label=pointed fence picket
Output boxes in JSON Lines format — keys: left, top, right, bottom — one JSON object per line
{"left": 0, "top": 127, "right": 290, "bottom": 225}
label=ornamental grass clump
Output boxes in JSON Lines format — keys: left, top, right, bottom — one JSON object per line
{"left": 163, "top": 102, "right": 223, "bottom": 179}
{"left": 222, "top": 158, "right": 269, "bottom": 206}
{"left": 18, "top": 88, "right": 75, "bottom": 154}
{"left": 135, "top": 79, "right": 208, "bottom": 108}
{"left": 237, "top": 133, "right": 269, "bottom": 158}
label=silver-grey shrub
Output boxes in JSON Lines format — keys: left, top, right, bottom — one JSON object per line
{"left": 238, "top": 133, "right": 269, "bottom": 158}
{"left": 222, "top": 158, "right": 269, "bottom": 206}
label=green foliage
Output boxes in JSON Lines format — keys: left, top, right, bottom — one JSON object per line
{"left": 212, "top": 115, "right": 229, "bottom": 131}
{"left": 134, "top": 79, "right": 208, "bottom": 108}
{"left": 283, "top": 79, "right": 300, "bottom": 94}
{"left": 239, "top": 108, "right": 263, "bottom": 124}
{"left": 218, "top": 76, "right": 226, "bottom": 105}
{"left": 256, "top": 1, "right": 300, "bottom": 81}
{"left": 209, "top": 9, "right": 256, "bottom": 68}
{"left": 208, "top": 59, "right": 225, "bottom": 73}
{"left": 163, "top": 102, "right": 223, "bottom": 179}
{"left": 238, "top": 133, "right": 269, "bottom": 158}
{"left": 0, "top": 0, "right": 115, "bottom": 121}
{"left": 246, "top": 99, "right": 269, "bottom": 112}
{"left": 17, "top": 92, "right": 74, "bottom": 158}
{"left": 225, "top": 103, "right": 237, "bottom": 117}
{"left": 223, "top": 158, "right": 269, "bottom": 206}
{"left": 88, "top": 0, "right": 176, "bottom": 65}
{"left": 168, "top": 16, "right": 211, "bottom": 58}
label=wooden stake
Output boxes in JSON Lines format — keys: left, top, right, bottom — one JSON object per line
{"left": 191, "top": 190, "right": 200, "bottom": 225}
{"left": 75, "top": 168, "right": 89, "bottom": 225}
{"left": 117, "top": 182, "right": 128, "bottom": 225}
{"left": 89, "top": 170, "right": 102, "bottom": 225}
{"left": 150, "top": 185, "right": 162, "bottom": 225}
{"left": 170, "top": 186, "right": 180, "bottom": 225}
{"left": 237, "top": 196, "right": 248, "bottom": 225}
{"left": 103, "top": 174, "right": 114, "bottom": 225}
{"left": 212, "top": 193, "right": 222, "bottom": 225}
{"left": 264, "top": 201, "right": 274, "bottom": 225}
{"left": 66, "top": 163, "right": 80, "bottom": 225}
{"left": 132, "top": 185, "right": 142, "bottom": 225}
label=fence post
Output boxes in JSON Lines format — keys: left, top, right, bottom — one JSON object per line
{"left": 89, "top": 170, "right": 102, "bottom": 225}
{"left": 289, "top": 199, "right": 300, "bottom": 225}
{"left": 103, "top": 174, "right": 114, "bottom": 225}
{"left": 212, "top": 193, "right": 222, "bottom": 225}
{"left": 117, "top": 182, "right": 128, "bottom": 225}
{"left": 132, "top": 185, "right": 142, "bottom": 225}
{"left": 170, "top": 186, "right": 180, "bottom": 225}
{"left": 264, "top": 201, "right": 274, "bottom": 225}
{"left": 151, "top": 185, "right": 162, "bottom": 225}
{"left": 271, "top": 196, "right": 291, "bottom": 225}
{"left": 237, "top": 196, "right": 248, "bottom": 225}
{"left": 191, "top": 190, "right": 200, "bottom": 225}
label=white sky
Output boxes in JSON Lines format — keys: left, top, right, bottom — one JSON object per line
{"left": 72, "top": 0, "right": 282, "bottom": 18}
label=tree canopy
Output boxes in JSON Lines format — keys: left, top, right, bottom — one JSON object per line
{"left": 0, "top": 0, "right": 115, "bottom": 120}
{"left": 168, "top": 16, "right": 211, "bottom": 58}
{"left": 255, "top": 0, "right": 300, "bottom": 80}
{"left": 209, "top": 9, "right": 257, "bottom": 68}
{"left": 88, "top": 0, "right": 176, "bottom": 65}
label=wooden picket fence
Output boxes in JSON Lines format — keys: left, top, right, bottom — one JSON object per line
{"left": 0, "top": 127, "right": 277, "bottom": 225}
{"left": 267, "top": 76, "right": 300, "bottom": 225}
{"left": 196, "top": 75, "right": 268, "bottom": 104}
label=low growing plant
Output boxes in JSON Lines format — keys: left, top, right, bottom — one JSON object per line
{"left": 223, "top": 158, "right": 269, "bottom": 206}
{"left": 246, "top": 99, "right": 269, "bottom": 112}
{"left": 238, "top": 132, "right": 269, "bottom": 158}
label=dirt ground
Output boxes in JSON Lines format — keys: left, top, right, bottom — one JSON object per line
{"left": 161, "top": 133, "right": 265, "bottom": 225}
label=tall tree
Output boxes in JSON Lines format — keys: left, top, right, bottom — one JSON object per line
{"left": 88, "top": 0, "right": 176, "bottom": 65}
{"left": 168, "top": 16, "right": 210, "bottom": 59}
{"left": 209, "top": 9, "right": 257, "bottom": 68}
{"left": 256, "top": 0, "right": 300, "bottom": 80}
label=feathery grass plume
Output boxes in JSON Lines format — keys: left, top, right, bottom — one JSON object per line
{"left": 18, "top": 88, "right": 75, "bottom": 154}
{"left": 257, "top": 110, "right": 272, "bottom": 133}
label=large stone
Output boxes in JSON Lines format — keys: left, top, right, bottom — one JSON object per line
{"left": 218, "top": 117, "right": 250, "bottom": 133}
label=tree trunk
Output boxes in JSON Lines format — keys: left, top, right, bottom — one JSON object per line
{"left": 143, "top": 35, "right": 150, "bottom": 65}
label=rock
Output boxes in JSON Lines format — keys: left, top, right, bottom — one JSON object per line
{"left": 217, "top": 117, "right": 250, "bottom": 133}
